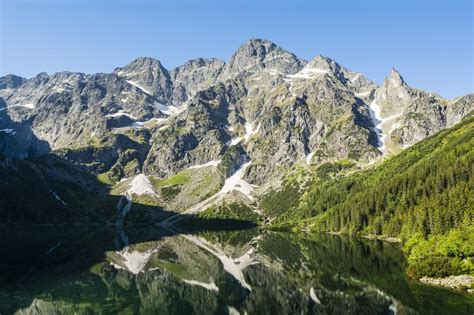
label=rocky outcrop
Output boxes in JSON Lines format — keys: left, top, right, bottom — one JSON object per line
{"left": 114, "top": 57, "right": 173, "bottom": 102}
{"left": 170, "top": 58, "right": 225, "bottom": 105}
{"left": 419, "top": 275, "right": 473, "bottom": 292}
{"left": 0, "top": 74, "right": 25, "bottom": 90}
{"left": 371, "top": 69, "right": 473, "bottom": 152}
{"left": 446, "top": 93, "right": 474, "bottom": 127}
{"left": 224, "top": 38, "right": 305, "bottom": 77}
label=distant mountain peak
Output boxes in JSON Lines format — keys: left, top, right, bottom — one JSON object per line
{"left": 227, "top": 38, "right": 303, "bottom": 76}
{"left": 130, "top": 56, "right": 162, "bottom": 64}
{"left": 230, "top": 38, "right": 280, "bottom": 62}
{"left": 387, "top": 67, "right": 405, "bottom": 85}
{"left": 243, "top": 38, "right": 277, "bottom": 48}
{"left": 116, "top": 57, "right": 166, "bottom": 74}
{"left": 0, "top": 74, "right": 26, "bottom": 90}
{"left": 307, "top": 55, "right": 335, "bottom": 69}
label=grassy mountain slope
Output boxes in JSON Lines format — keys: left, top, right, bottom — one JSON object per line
{"left": 0, "top": 155, "right": 118, "bottom": 224}
{"left": 269, "top": 116, "right": 474, "bottom": 278}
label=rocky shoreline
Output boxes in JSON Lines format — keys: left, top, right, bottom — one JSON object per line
{"left": 419, "top": 275, "right": 473, "bottom": 293}
{"left": 361, "top": 234, "right": 402, "bottom": 243}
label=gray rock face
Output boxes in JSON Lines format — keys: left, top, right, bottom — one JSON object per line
{"left": 0, "top": 74, "right": 25, "bottom": 90}
{"left": 371, "top": 68, "right": 473, "bottom": 150}
{"left": 374, "top": 68, "right": 413, "bottom": 117}
{"left": 446, "top": 94, "right": 474, "bottom": 127}
{"left": 0, "top": 38, "right": 472, "bottom": 191}
{"left": 224, "top": 38, "right": 305, "bottom": 77}
{"left": 0, "top": 71, "right": 165, "bottom": 158}
{"left": 143, "top": 83, "right": 233, "bottom": 176}
{"left": 170, "top": 58, "right": 225, "bottom": 105}
{"left": 114, "top": 57, "right": 173, "bottom": 102}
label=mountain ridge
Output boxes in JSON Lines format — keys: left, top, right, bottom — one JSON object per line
{"left": 0, "top": 38, "right": 472, "bottom": 227}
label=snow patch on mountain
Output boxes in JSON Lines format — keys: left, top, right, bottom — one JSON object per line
{"left": 182, "top": 279, "right": 219, "bottom": 291}
{"left": 126, "top": 80, "right": 152, "bottom": 95}
{"left": 105, "top": 110, "right": 138, "bottom": 120}
{"left": 152, "top": 101, "right": 183, "bottom": 116}
{"left": 219, "top": 161, "right": 254, "bottom": 200}
{"left": 244, "top": 122, "right": 261, "bottom": 142}
{"left": 368, "top": 100, "right": 403, "bottom": 153}
{"left": 226, "top": 122, "right": 261, "bottom": 146}
{"left": 355, "top": 91, "right": 372, "bottom": 98}
{"left": 188, "top": 160, "right": 221, "bottom": 169}
{"left": 306, "top": 152, "right": 316, "bottom": 165}
{"left": 368, "top": 100, "right": 385, "bottom": 151}
{"left": 150, "top": 99, "right": 188, "bottom": 117}
{"left": 163, "top": 159, "right": 255, "bottom": 224}
{"left": 286, "top": 66, "right": 329, "bottom": 80}
{"left": 227, "top": 137, "right": 243, "bottom": 146}
{"left": 350, "top": 73, "right": 361, "bottom": 83}
{"left": 127, "top": 174, "right": 155, "bottom": 196}
{"left": 7, "top": 103, "right": 35, "bottom": 110}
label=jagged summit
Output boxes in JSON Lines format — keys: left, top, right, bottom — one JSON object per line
{"left": 306, "top": 55, "right": 334, "bottom": 69}
{"left": 377, "top": 67, "right": 410, "bottom": 97}
{"left": 114, "top": 56, "right": 167, "bottom": 76}
{"left": 387, "top": 67, "right": 406, "bottom": 86}
{"left": 226, "top": 38, "right": 304, "bottom": 75}
{"left": 373, "top": 67, "right": 412, "bottom": 118}
{"left": 0, "top": 74, "right": 26, "bottom": 89}
{"left": 236, "top": 38, "right": 280, "bottom": 52}
{"left": 1, "top": 39, "right": 471, "bottom": 174}
{"left": 113, "top": 56, "right": 172, "bottom": 100}
{"left": 124, "top": 56, "right": 164, "bottom": 66}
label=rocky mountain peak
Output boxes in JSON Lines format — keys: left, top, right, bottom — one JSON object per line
{"left": 226, "top": 38, "right": 304, "bottom": 76}
{"left": 372, "top": 67, "right": 413, "bottom": 123}
{"left": 122, "top": 56, "right": 164, "bottom": 70}
{"left": 303, "top": 55, "right": 375, "bottom": 92}
{"left": 114, "top": 57, "right": 168, "bottom": 80}
{"left": 228, "top": 38, "right": 279, "bottom": 67}
{"left": 0, "top": 74, "right": 26, "bottom": 90}
{"left": 35, "top": 72, "right": 49, "bottom": 80}
{"left": 114, "top": 56, "right": 172, "bottom": 101}
{"left": 377, "top": 67, "right": 410, "bottom": 99}
{"left": 306, "top": 55, "right": 334, "bottom": 70}
{"left": 237, "top": 38, "right": 277, "bottom": 53}
{"left": 387, "top": 67, "right": 406, "bottom": 87}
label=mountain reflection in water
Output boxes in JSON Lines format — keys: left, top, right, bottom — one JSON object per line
{"left": 0, "top": 226, "right": 472, "bottom": 315}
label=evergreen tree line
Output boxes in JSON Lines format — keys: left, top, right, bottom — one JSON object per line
{"left": 273, "top": 116, "right": 474, "bottom": 277}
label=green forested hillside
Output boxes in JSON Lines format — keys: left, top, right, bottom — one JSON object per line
{"left": 271, "top": 116, "right": 474, "bottom": 277}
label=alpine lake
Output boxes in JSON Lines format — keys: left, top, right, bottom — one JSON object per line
{"left": 0, "top": 226, "right": 473, "bottom": 315}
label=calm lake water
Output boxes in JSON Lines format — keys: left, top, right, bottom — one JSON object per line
{"left": 0, "top": 226, "right": 472, "bottom": 314}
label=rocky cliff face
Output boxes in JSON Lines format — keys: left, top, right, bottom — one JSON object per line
{"left": 370, "top": 68, "right": 473, "bottom": 152}
{"left": 0, "top": 38, "right": 472, "bottom": 216}
{"left": 0, "top": 74, "right": 25, "bottom": 90}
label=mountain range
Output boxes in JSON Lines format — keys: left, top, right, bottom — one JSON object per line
{"left": 0, "top": 38, "right": 472, "bottom": 225}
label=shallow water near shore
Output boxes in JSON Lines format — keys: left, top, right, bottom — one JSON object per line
{"left": 0, "top": 226, "right": 472, "bottom": 314}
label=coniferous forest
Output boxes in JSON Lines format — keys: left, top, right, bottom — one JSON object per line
{"left": 270, "top": 116, "right": 474, "bottom": 277}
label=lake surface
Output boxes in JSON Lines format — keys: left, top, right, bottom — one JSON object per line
{"left": 0, "top": 226, "right": 472, "bottom": 314}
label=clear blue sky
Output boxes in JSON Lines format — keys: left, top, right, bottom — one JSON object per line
{"left": 1, "top": 0, "right": 472, "bottom": 98}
